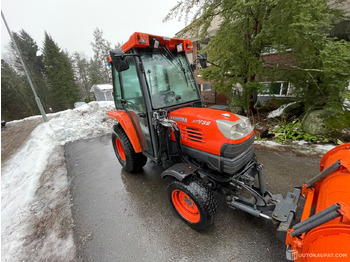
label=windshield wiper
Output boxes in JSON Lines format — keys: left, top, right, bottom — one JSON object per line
{"left": 161, "top": 44, "right": 189, "bottom": 87}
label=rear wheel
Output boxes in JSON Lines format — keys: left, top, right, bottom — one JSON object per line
{"left": 112, "top": 125, "right": 147, "bottom": 173}
{"left": 167, "top": 178, "right": 217, "bottom": 230}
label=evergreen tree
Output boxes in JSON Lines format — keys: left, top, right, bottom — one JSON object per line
{"left": 10, "top": 30, "right": 51, "bottom": 110}
{"left": 43, "top": 33, "right": 80, "bottom": 111}
{"left": 1, "top": 59, "right": 37, "bottom": 120}
{"left": 264, "top": 0, "right": 350, "bottom": 112}
{"left": 72, "top": 52, "right": 93, "bottom": 100}
{"left": 88, "top": 58, "right": 105, "bottom": 85}
{"left": 166, "top": 0, "right": 350, "bottom": 115}
{"left": 91, "top": 28, "right": 112, "bottom": 83}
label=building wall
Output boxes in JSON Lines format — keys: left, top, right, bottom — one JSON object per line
{"left": 187, "top": 41, "right": 229, "bottom": 107}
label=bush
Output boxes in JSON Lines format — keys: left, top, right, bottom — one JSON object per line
{"left": 269, "top": 119, "right": 342, "bottom": 144}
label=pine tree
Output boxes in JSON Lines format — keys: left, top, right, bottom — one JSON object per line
{"left": 1, "top": 59, "right": 37, "bottom": 120}
{"left": 91, "top": 28, "right": 112, "bottom": 83}
{"left": 72, "top": 52, "right": 93, "bottom": 100}
{"left": 43, "top": 33, "right": 80, "bottom": 111}
{"left": 10, "top": 30, "right": 51, "bottom": 110}
{"left": 88, "top": 58, "right": 105, "bottom": 86}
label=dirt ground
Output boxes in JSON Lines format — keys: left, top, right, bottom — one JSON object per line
{"left": 1, "top": 118, "right": 43, "bottom": 168}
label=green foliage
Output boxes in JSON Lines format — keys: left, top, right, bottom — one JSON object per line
{"left": 168, "top": 0, "right": 350, "bottom": 114}
{"left": 1, "top": 59, "right": 38, "bottom": 120}
{"left": 322, "top": 109, "right": 350, "bottom": 135}
{"left": 10, "top": 30, "right": 52, "bottom": 111}
{"left": 43, "top": 33, "right": 80, "bottom": 111}
{"left": 269, "top": 119, "right": 340, "bottom": 144}
{"left": 90, "top": 28, "right": 112, "bottom": 84}
{"left": 84, "top": 96, "right": 94, "bottom": 103}
{"left": 72, "top": 52, "right": 92, "bottom": 99}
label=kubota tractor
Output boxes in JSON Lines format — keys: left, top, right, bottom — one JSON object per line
{"left": 107, "top": 32, "right": 350, "bottom": 261}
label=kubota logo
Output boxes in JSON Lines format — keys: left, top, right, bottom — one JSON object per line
{"left": 170, "top": 116, "right": 187, "bottom": 123}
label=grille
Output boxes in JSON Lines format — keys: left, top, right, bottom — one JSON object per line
{"left": 181, "top": 127, "right": 205, "bottom": 143}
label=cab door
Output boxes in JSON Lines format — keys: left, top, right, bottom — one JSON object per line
{"left": 117, "top": 56, "right": 154, "bottom": 156}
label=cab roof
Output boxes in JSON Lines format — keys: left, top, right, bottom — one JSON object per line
{"left": 120, "top": 32, "right": 193, "bottom": 53}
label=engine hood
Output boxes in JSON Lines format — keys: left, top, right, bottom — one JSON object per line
{"left": 168, "top": 107, "right": 254, "bottom": 156}
{"left": 170, "top": 107, "right": 241, "bottom": 124}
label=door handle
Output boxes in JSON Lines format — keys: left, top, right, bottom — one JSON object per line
{"left": 138, "top": 113, "right": 146, "bottom": 118}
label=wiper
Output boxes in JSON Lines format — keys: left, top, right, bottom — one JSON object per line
{"left": 161, "top": 44, "right": 189, "bottom": 87}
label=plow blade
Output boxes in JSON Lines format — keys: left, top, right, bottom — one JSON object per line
{"left": 286, "top": 143, "right": 350, "bottom": 261}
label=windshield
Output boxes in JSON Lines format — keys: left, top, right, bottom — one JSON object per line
{"left": 140, "top": 51, "right": 200, "bottom": 109}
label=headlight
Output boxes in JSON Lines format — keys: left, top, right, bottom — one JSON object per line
{"left": 216, "top": 115, "right": 254, "bottom": 140}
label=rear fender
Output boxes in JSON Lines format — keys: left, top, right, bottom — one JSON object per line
{"left": 107, "top": 110, "right": 142, "bottom": 153}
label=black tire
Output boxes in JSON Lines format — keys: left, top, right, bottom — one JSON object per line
{"left": 167, "top": 178, "right": 217, "bottom": 231}
{"left": 111, "top": 125, "right": 147, "bottom": 173}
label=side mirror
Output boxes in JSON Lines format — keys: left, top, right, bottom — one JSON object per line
{"left": 191, "top": 63, "right": 196, "bottom": 71}
{"left": 109, "top": 48, "right": 129, "bottom": 72}
{"left": 191, "top": 53, "right": 208, "bottom": 71}
{"left": 198, "top": 53, "right": 207, "bottom": 69}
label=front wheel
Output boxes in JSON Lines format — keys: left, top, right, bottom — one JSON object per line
{"left": 111, "top": 125, "right": 147, "bottom": 173}
{"left": 167, "top": 178, "right": 217, "bottom": 231}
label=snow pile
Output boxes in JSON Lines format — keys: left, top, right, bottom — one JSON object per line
{"left": 254, "top": 140, "right": 336, "bottom": 156}
{"left": 267, "top": 102, "right": 296, "bottom": 119}
{"left": 1, "top": 101, "right": 115, "bottom": 261}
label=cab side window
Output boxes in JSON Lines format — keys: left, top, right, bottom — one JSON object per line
{"left": 120, "top": 56, "right": 145, "bottom": 112}
{"left": 112, "top": 67, "right": 122, "bottom": 109}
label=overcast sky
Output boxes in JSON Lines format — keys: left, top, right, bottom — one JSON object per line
{"left": 1, "top": 0, "right": 189, "bottom": 58}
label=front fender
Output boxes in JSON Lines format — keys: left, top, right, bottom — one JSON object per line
{"left": 161, "top": 163, "right": 198, "bottom": 181}
{"left": 107, "top": 110, "right": 142, "bottom": 153}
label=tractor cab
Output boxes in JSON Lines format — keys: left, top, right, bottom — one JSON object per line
{"left": 108, "top": 32, "right": 202, "bottom": 160}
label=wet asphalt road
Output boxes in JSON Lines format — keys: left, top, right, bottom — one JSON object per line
{"left": 65, "top": 134, "right": 321, "bottom": 262}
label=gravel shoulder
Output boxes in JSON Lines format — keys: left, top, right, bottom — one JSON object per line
{"left": 1, "top": 118, "right": 43, "bottom": 168}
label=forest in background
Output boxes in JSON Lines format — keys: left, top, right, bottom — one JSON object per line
{"left": 1, "top": 28, "right": 115, "bottom": 121}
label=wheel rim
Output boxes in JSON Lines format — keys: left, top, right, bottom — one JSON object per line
{"left": 171, "top": 189, "right": 200, "bottom": 223}
{"left": 115, "top": 137, "right": 126, "bottom": 161}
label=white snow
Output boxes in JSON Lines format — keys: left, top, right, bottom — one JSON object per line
{"left": 267, "top": 102, "right": 296, "bottom": 118}
{"left": 254, "top": 140, "right": 336, "bottom": 156}
{"left": 1, "top": 101, "right": 115, "bottom": 261}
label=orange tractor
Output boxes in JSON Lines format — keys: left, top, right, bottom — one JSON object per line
{"left": 107, "top": 32, "right": 350, "bottom": 261}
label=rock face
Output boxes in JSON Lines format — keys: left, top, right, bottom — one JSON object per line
{"left": 302, "top": 111, "right": 328, "bottom": 136}
{"left": 302, "top": 110, "right": 350, "bottom": 141}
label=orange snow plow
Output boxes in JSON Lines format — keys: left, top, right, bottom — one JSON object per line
{"left": 286, "top": 143, "right": 350, "bottom": 261}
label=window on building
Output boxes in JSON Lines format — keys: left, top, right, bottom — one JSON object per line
{"left": 260, "top": 82, "right": 291, "bottom": 96}
{"left": 203, "top": 84, "right": 212, "bottom": 91}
